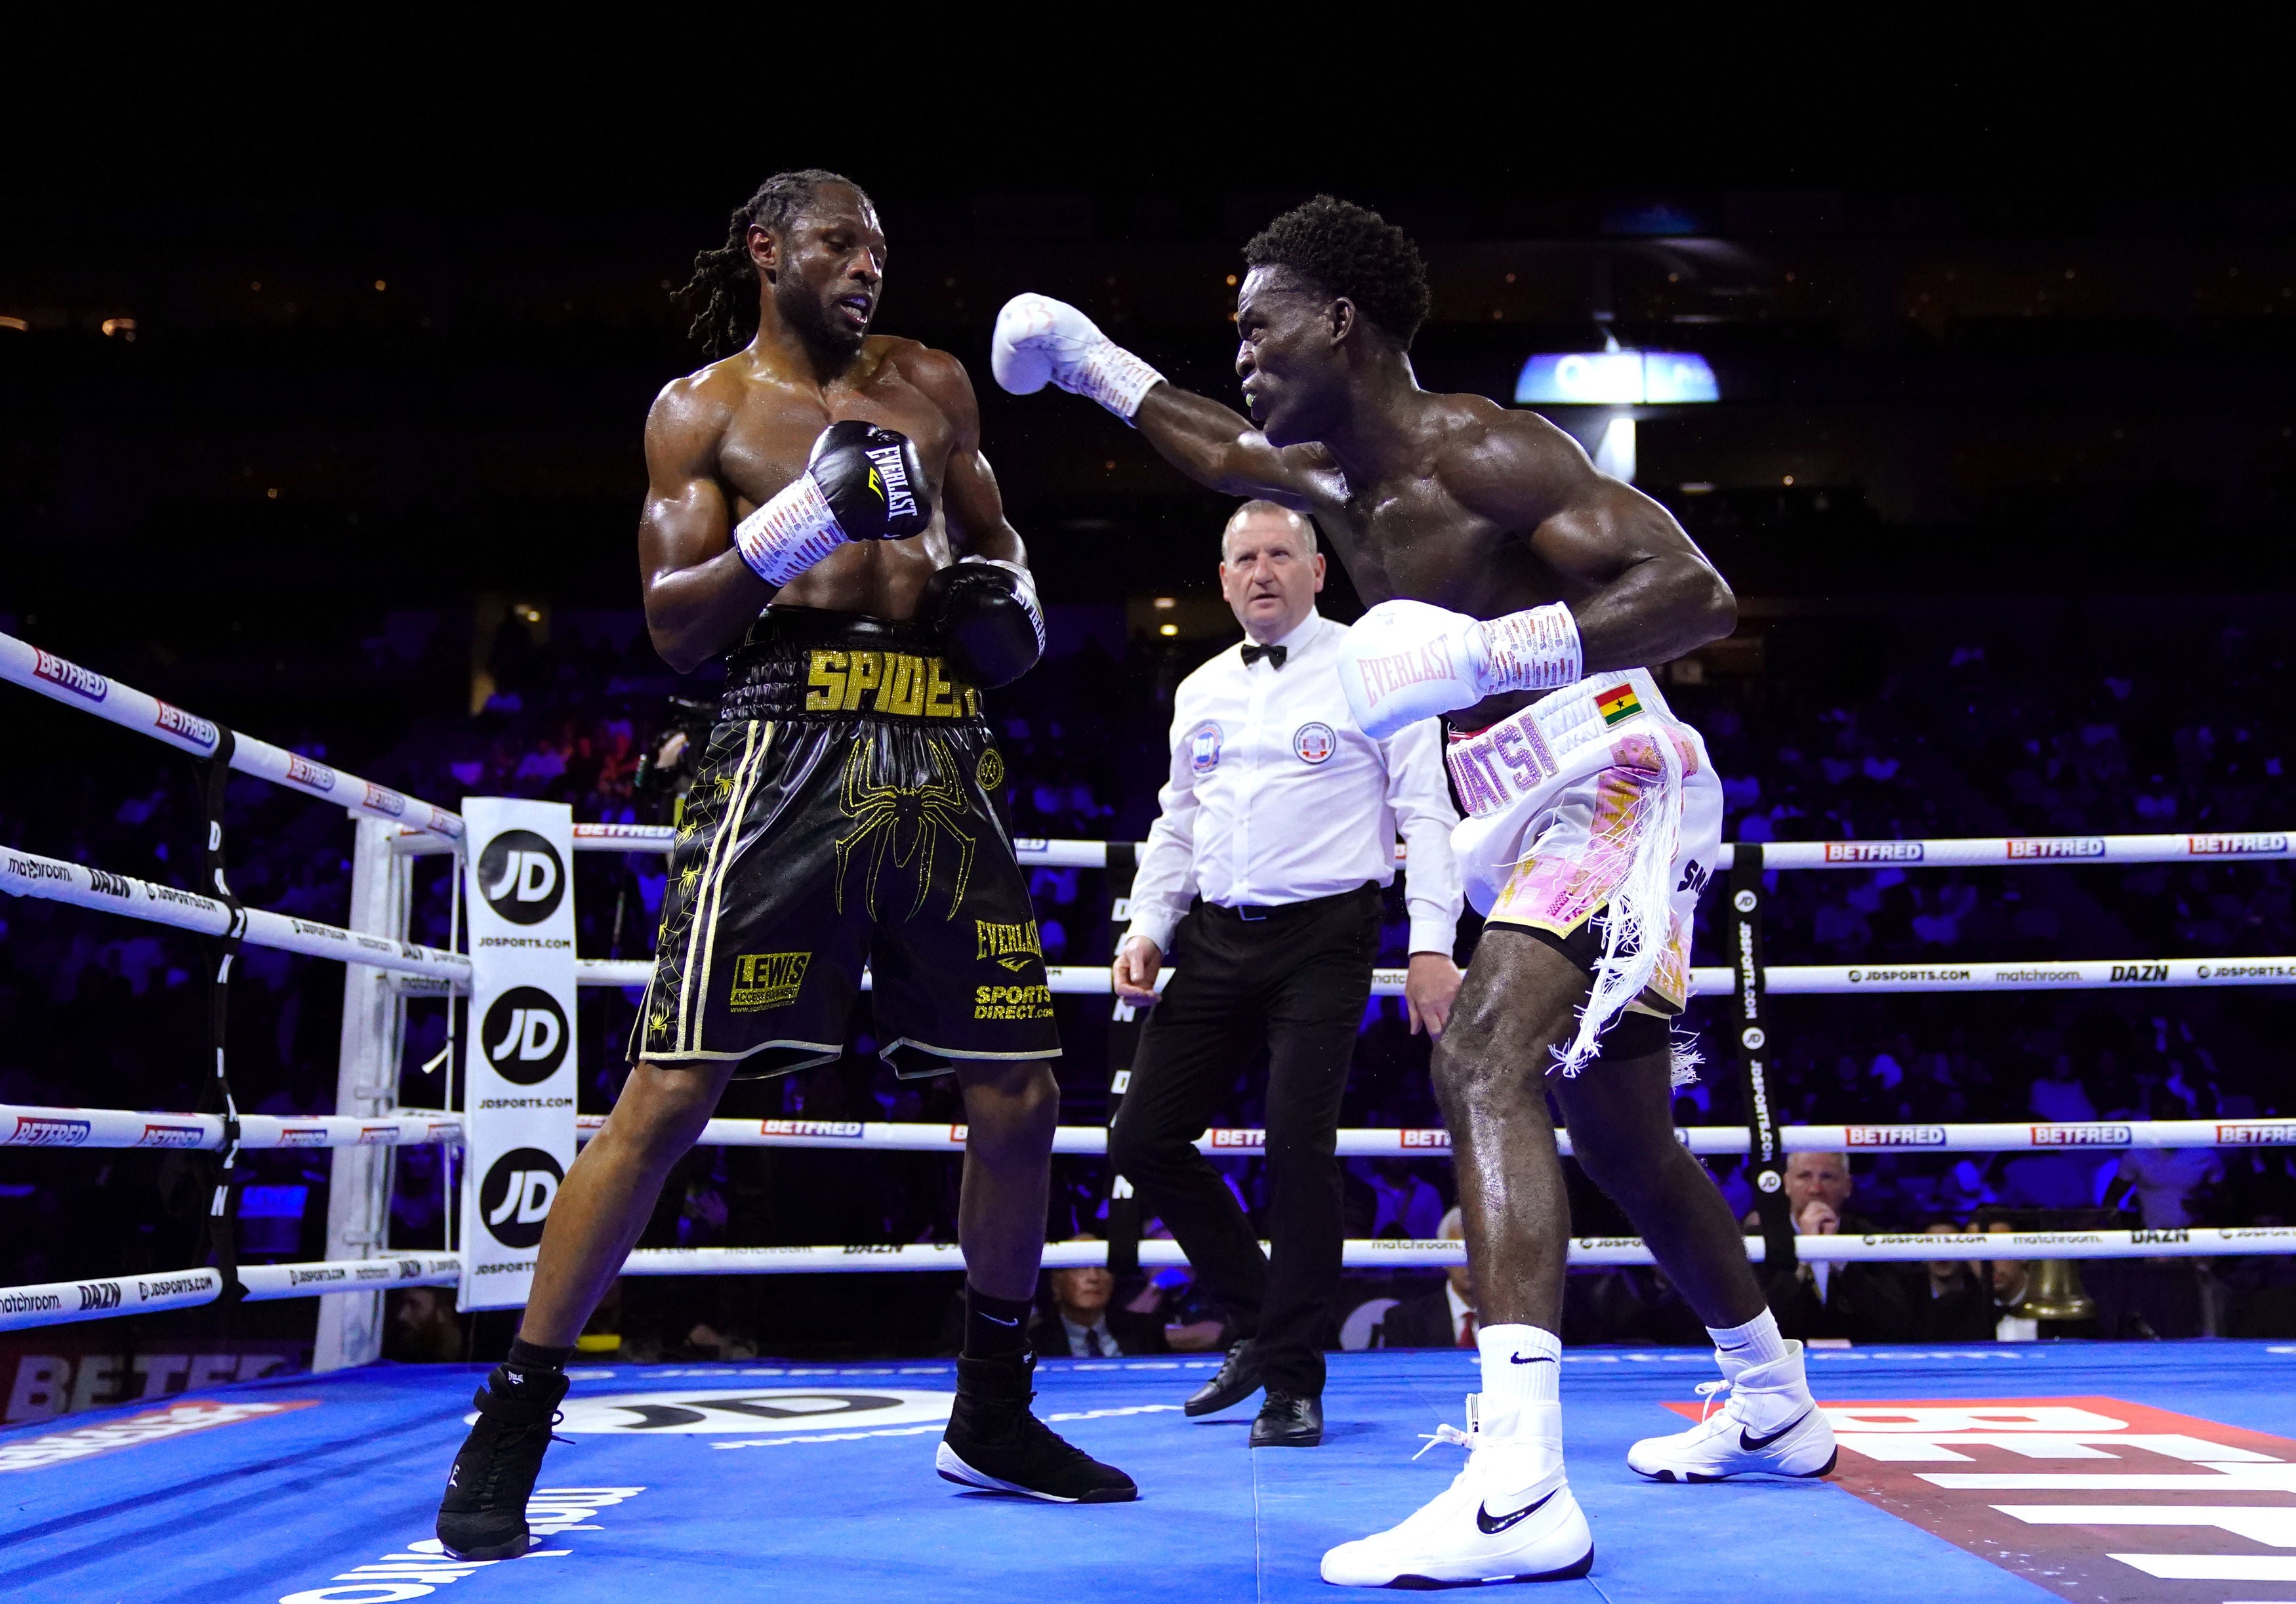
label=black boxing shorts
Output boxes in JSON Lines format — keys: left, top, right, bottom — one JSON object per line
{"left": 631, "top": 607, "right": 1057, "bottom": 1079}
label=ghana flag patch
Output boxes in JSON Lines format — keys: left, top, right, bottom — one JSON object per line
{"left": 1595, "top": 684, "right": 1642, "bottom": 726}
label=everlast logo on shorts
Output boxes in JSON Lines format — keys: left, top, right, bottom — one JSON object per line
{"left": 975, "top": 982, "right": 1054, "bottom": 1021}
{"left": 730, "top": 951, "right": 810, "bottom": 1011}
{"left": 975, "top": 918, "right": 1042, "bottom": 972}
{"left": 864, "top": 445, "right": 920, "bottom": 520}
{"left": 806, "top": 649, "right": 981, "bottom": 719}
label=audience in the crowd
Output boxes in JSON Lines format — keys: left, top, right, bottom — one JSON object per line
{"left": 5, "top": 596, "right": 2295, "bottom": 1353}
{"left": 1374, "top": 1208, "right": 1475, "bottom": 1348}
{"left": 1032, "top": 1236, "right": 1169, "bottom": 1358}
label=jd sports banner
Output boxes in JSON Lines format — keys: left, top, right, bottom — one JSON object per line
{"left": 459, "top": 798, "right": 578, "bottom": 1309}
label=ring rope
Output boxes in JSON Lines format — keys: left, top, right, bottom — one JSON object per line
{"left": 389, "top": 822, "right": 2296, "bottom": 871}
{"left": 0, "top": 631, "right": 461, "bottom": 840}
{"left": 6, "top": 1101, "right": 2286, "bottom": 1160}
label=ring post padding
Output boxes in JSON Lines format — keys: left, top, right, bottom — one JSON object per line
{"left": 196, "top": 729, "right": 247, "bottom": 1303}
{"left": 1101, "top": 840, "right": 1141, "bottom": 1276}
{"left": 1731, "top": 842, "right": 1796, "bottom": 1272}
{"left": 458, "top": 799, "right": 579, "bottom": 1311}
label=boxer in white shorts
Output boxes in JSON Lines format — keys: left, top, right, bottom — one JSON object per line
{"left": 1446, "top": 666, "right": 1723, "bottom": 1066}
{"left": 994, "top": 194, "right": 1835, "bottom": 1589}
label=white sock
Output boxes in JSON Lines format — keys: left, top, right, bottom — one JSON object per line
{"left": 1476, "top": 1323, "right": 1562, "bottom": 1415}
{"left": 1706, "top": 1307, "right": 1788, "bottom": 1372}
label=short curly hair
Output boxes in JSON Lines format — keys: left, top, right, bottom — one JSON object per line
{"left": 1243, "top": 195, "right": 1429, "bottom": 347}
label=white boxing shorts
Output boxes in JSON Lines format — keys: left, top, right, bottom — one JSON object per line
{"left": 1444, "top": 667, "right": 1723, "bottom": 1075}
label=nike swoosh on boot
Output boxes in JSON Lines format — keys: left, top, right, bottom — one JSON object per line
{"left": 1507, "top": 1354, "right": 1556, "bottom": 1365}
{"left": 1475, "top": 1489, "right": 1556, "bottom": 1534}
{"left": 1739, "top": 1410, "right": 1811, "bottom": 1452}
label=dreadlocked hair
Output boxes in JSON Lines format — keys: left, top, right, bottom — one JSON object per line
{"left": 1242, "top": 195, "right": 1429, "bottom": 348}
{"left": 677, "top": 169, "right": 872, "bottom": 356}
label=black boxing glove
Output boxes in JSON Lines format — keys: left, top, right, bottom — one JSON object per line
{"left": 927, "top": 556, "right": 1046, "bottom": 688}
{"left": 731, "top": 420, "right": 934, "bottom": 586}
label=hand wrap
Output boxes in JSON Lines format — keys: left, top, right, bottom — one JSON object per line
{"left": 732, "top": 420, "right": 933, "bottom": 587}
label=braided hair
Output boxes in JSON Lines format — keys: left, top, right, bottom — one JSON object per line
{"left": 678, "top": 169, "right": 873, "bottom": 356}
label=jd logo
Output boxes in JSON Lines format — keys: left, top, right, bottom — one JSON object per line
{"left": 482, "top": 987, "right": 569, "bottom": 1084}
{"left": 479, "top": 1148, "right": 564, "bottom": 1248}
{"left": 476, "top": 830, "right": 564, "bottom": 925}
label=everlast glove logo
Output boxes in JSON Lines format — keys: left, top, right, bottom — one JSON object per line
{"left": 865, "top": 445, "right": 919, "bottom": 520}
{"left": 806, "top": 649, "right": 979, "bottom": 720}
{"left": 975, "top": 918, "right": 1042, "bottom": 972}
{"left": 482, "top": 986, "right": 571, "bottom": 1084}
{"left": 730, "top": 951, "right": 810, "bottom": 1011}
{"left": 975, "top": 982, "right": 1053, "bottom": 1021}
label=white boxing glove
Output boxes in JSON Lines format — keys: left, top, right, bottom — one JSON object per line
{"left": 991, "top": 293, "right": 1166, "bottom": 424}
{"left": 1340, "top": 598, "right": 1584, "bottom": 738}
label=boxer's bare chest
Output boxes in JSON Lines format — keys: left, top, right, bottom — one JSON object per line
{"left": 1309, "top": 472, "right": 1561, "bottom": 622}
{"left": 711, "top": 350, "right": 956, "bottom": 617}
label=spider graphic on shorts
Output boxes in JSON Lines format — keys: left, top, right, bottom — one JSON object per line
{"left": 832, "top": 736, "right": 977, "bottom": 920}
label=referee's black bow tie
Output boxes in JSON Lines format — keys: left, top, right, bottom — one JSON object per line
{"left": 1241, "top": 643, "right": 1288, "bottom": 668}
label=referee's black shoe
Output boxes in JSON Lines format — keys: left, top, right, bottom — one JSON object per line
{"left": 936, "top": 1354, "right": 1138, "bottom": 1503}
{"left": 1250, "top": 1389, "right": 1323, "bottom": 1448}
{"left": 437, "top": 1363, "right": 570, "bottom": 1559}
{"left": 1183, "top": 1338, "right": 1264, "bottom": 1417}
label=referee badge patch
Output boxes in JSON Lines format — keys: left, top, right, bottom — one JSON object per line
{"left": 1292, "top": 722, "right": 1337, "bottom": 764}
{"left": 1188, "top": 720, "right": 1224, "bottom": 775}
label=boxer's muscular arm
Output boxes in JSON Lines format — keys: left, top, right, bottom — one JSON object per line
{"left": 638, "top": 380, "right": 770, "bottom": 674}
{"left": 1129, "top": 384, "right": 1324, "bottom": 511}
{"left": 916, "top": 350, "right": 1026, "bottom": 567}
{"left": 1452, "top": 409, "right": 1736, "bottom": 671}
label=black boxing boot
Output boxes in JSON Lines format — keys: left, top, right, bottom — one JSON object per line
{"left": 437, "top": 1348, "right": 572, "bottom": 1559}
{"left": 936, "top": 1352, "right": 1138, "bottom": 1504}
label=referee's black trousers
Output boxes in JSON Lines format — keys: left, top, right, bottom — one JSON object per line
{"left": 1107, "top": 882, "right": 1382, "bottom": 1395}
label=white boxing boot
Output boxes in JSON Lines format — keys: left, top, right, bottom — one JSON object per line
{"left": 1625, "top": 1338, "right": 1837, "bottom": 1482}
{"left": 1321, "top": 1395, "right": 1594, "bottom": 1588}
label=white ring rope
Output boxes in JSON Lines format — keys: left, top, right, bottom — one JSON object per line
{"left": 0, "top": 632, "right": 461, "bottom": 841}
{"left": 407, "top": 823, "right": 2296, "bottom": 871}
{"left": 10, "top": 1227, "right": 2287, "bottom": 1334}
{"left": 0, "top": 1255, "right": 462, "bottom": 1334}
{"left": 10, "top": 1101, "right": 2287, "bottom": 1161}
{"left": 0, "top": 844, "right": 471, "bottom": 985}
{"left": 618, "top": 1227, "right": 2296, "bottom": 1279}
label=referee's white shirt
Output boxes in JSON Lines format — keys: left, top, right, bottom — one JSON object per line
{"left": 1124, "top": 608, "right": 1464, "bottom": 958}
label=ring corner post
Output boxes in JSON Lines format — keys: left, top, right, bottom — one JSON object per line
{"left": 316, "top": 815, "right": 410, "bottom": 1372}
{"left": 1730, "top": 840, "right": 1796, "bottom": 1275}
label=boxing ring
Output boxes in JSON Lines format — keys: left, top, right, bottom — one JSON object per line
{"left": 8, "top": 628, "right": 2296, "bottom": 1602}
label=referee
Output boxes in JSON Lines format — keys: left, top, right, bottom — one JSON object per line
{"left": 1107, "top": 500, "right": 1464, "bottom": 1449}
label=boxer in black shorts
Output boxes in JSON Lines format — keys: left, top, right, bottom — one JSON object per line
{"left": 636, "top": 607, "right": 1059, "bottom": 1078}
{"left": 436, "top": 171, "right": 1134, "bottom": 1562}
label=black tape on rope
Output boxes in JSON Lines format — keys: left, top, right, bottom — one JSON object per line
{"left": 1731, "top": 842, "right": 1796, "bottom": 1274}
{"left": 197, "top": 729, "right": 249, "bottom": 1303}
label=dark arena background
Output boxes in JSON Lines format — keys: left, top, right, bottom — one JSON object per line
{"left": 6, "top": 47, "right": 2296, "bottom": 1604}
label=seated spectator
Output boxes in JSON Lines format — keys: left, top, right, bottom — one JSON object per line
{"left": 2111, "top": 1098, "right": 2224, "bottom": 1229}
{"left": 1755, "top": 1151, "right": 1915, "bottom": 1344}
{"left": 1363, "top": 1158, "right": 1446, "bottom": 1241}
{"left": 1031, "top": 1235, "right": 1170, "bottom": 1357}
{"left": 1984, "top": 1222, "right": 2038, "bottom": 1342}
{"left": 2028, "top": 1056, "right": 2099, "bottom": 1124}
{"left": 386, "top": 1287, "right": 464, "bottom": 1363}
{"left": 1375, "top": 1208, "right": 1475, "bottom": 1347}
{"left": 1914, "top": 1221, "right": 1996, "bottom": 1341}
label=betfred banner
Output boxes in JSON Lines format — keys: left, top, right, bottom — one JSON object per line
{"left": 459, "top": 799, "right": 577, "bottom": 1309}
